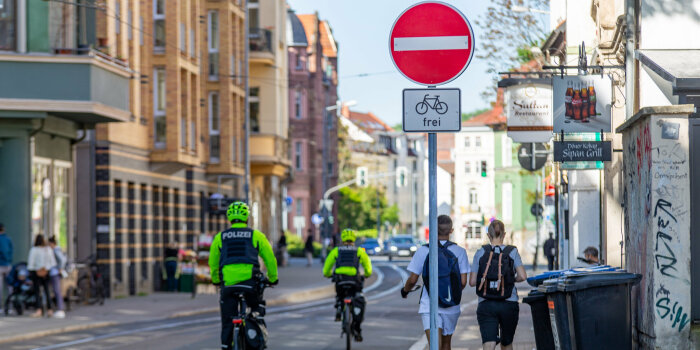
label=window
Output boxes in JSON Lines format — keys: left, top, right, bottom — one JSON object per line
{"left": 475, "top": 136, "right": 482, "bottom": 148}
{"left": 127, "top": 8, "right": 133, "bottom": 39}
{"left": 248, "top": 0, "right": 259, "bottom": 29}
{"left": 189, "top": 28, "right": 195, "bottom": 57}
{"left": 0, "top": 0, "right": 17, "bottom": 50}
{"left": 231, "top": 53, "right": 236, "bottom": 78}
{"left": 465, "top": 161, "right": 471, "bottom": 174}
{"left": 412, "top": 160, "right": 417, "bottom": 171}
{"left": 190, "top": 120, "right": 196, "bottom": 151}
{"left": 207, "top": 11, "right": 219, "bottom": 80}
{"left": 327, "top": 161, "right": 333, "bottom": 175}
{"left": 296, "top": 198, "right": 303, "bottom": 216}
{"left": 295, "top": 53, "right": 302, "bottom": 70}
{"left": 464, "top": 136, "right": 470, "bottom": 148}
{"left": 153, "top": 0, "right": 165, "bottom": 50}
{"left": 153, "top": 68, "right": 166, "bottom": 149}
{"left": 502, "top": 135, "right": 512, "bottom": 167}
{"left": 209, "top": 92, "right": 220, "bottom": 162}
{"left": 115, "top": 1, "right": 121, "bottom": 34}
{"left": 294, "top": 142, "right": 303, "bottom": 170}
{"left": 249, "top": 87, "right": 260, "bottom": 132}
{"left": 139, "top": 17, "right": 144, "bottom": 45}
{"left": 180, "top": 23, "right": 185, "bottom": 53}
{"left": 466, "top": 220, "right": 482, "bottom": 239}
{"left": 295, "top": 90, "right": 302, "bottom": 119}
{"left": 180, "top": 117, "right": 186, "bottom": 148}
{"left": 237, "top": 58, "right": 243, "bottom": 84}
{"left": 231, "top": 137, "right": 236, "bottom": 161}
{"left": 469, "top": 188, "right": 478, "bottom": 205}
{"left": 502, "top": 182, "right": 513, "bottom": 222}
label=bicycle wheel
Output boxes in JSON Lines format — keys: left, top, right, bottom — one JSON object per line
{"left": 415, "top": 102, "right": 428, "bottom": 115}
{"left": 436, "top": 102, "right": 448, "bottom": 114}
{"left": 344, "top": 304, "right": 352, "bottom": 350}
{"left": 76, "top": 276, "right": 89, "bottom": 305}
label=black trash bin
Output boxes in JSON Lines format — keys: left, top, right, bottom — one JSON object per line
{"left": 523, "top": 289, "right": 555, "bottom": 350}
{"left": 539, "top": 271, "right": 641, "bottom": 350}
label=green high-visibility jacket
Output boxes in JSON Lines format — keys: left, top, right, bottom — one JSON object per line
{"left": 323, "top": 245, "right": 372, "bottom": 278}
{"left": 208, "top": 223, "right": 278, "bottom": 286}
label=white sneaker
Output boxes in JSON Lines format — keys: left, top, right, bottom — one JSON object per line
{"left": 53, "top": 310, "right": 66, "bottom": 319}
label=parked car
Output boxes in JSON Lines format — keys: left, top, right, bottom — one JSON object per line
{"left": 384, "top": 235, "right": 419, "bottom": 260}
{"left": 359, "top": 238, "right": 382, "bottom": 256}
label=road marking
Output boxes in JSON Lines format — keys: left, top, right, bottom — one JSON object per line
{"left": 393, "top": 36, "right": 469, "bottom": 51}
{"left": 31, "top": 264, "right": 402, "bottom": 350}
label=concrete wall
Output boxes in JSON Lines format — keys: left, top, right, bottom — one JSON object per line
{"left": 621, "top": 107, "right": 692, "bottom": 349}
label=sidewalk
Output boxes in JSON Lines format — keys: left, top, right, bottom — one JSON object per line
{"left": 0, "top": 257, "right": 335, "bottom": 345}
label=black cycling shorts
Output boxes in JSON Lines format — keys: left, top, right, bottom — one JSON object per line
{"left": 476, "top": 300, "right": 520, "bottom": 346}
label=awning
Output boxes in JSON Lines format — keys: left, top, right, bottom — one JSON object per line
{"left": 636, "top": 49, "right": 700, "bottom": 101}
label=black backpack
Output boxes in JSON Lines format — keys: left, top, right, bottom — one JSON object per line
{"left": 422, "top": 241, "right": 462, "bottom": 308}
{"left": 476, "top": 245, "right": 516, "bottom": 300}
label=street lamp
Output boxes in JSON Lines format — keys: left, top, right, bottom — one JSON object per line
{"left": 511, "top": 5, "right": 550, "bottom": 14}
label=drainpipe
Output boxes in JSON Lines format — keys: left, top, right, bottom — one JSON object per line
{"left": 244, "top": 0, "right": 251, "bottom": 204}
{"left": 625, "top": 0, "right": 636, "bottom": 119}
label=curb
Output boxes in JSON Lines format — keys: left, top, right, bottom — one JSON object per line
{"left": 0, "top": 321, "right": 118, "bottom": 345}
{"left": 168, "top": 283, "right": 336, "bottom": 318}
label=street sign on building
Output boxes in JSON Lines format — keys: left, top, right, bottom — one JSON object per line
{"left": 403, "top": 88, "right": 461, "bottom": 132}
{"left": 502, "top": 79, "right": 553, "bottom": 142}
{"left": 389, "top": 2, "right": 475, "bottom": 86}
{"left": 553, "top": 75, "right": 612, "bottom": 133}
{"left": 517, "top": 143, "right": 548, "bottom": 171}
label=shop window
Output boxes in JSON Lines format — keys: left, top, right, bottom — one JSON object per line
{"left": 0, "top": 0, "right": 17, "bottom": 51}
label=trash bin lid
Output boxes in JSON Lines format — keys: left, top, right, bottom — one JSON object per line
{"left": 527, "top": 270, "right": 567, "bottom": 287}
{"left": 556, "top": 271, "right": 641, "bottom": 292}
{"left": 537, "top": 278, "right": 560, "bottom": 293}
{"left": 522, "top": 289, "right": 546, "bottom": 304}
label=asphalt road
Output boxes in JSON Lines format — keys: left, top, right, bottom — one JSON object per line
{"left": 4, "top": 259, "right": 466, "bottom": 350}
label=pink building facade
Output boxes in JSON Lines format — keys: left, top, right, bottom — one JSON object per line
{"left": 286, "top": 10, "right": 339, "bottom": 239}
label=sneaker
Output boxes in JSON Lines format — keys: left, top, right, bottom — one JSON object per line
{"left": 354, "top": 332, "right": 363, "bottom": 342}
{"left": 53, "top": 310, "right": 66, "bottom": 319}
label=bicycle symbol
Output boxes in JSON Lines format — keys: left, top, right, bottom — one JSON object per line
{"left": 415, "top": 94, "right": 448, "bottom": 115}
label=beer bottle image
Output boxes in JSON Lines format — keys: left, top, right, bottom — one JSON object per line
{"left": 588, "top": 82, "right": 597, "bottom": 117}
{"left": 565, "top": 81, "right": 573, "bottom": 119}
{"left": 581, "top": 81, "right": 590, "bottom": 122}
{"left": 572, "top": 82, "right": 582, "bottom": 121}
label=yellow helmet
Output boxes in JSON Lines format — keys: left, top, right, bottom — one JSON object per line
{"left": 341, "top": 228, "right": 356, "bottom": 243}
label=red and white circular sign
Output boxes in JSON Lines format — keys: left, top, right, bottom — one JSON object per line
{"left": 389, "top": 2, "right": 474, "bottom": 86}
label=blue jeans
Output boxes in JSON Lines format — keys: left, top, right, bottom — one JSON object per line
{"left": 165, "top": 261, "right": 178, "bottom": 292}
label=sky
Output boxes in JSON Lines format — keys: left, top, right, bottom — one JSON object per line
{"left": 287, "top": 0, "right": 494, "bottom": 126}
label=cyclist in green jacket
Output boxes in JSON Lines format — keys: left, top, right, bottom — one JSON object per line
{"left": 323, "top": 228, "right": 372, "bottom": 341}
{"left": 209, "top": 201, "right": 278, "bottom": 350}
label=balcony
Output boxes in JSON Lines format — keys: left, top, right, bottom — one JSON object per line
{"left": 250, "top": 133, "right": 291, "bottom": 178}
{"left": 249, "top": 28, "right": 274, "bottom": 65}
{"left": 0, "top": 50, "right": 131, "bottom": 123}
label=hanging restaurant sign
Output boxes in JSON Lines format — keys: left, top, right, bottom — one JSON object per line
{"left": 553, "top": 75, "right": 612, "bottom": 133}
{"left": 502, "top": 79, "right": 553, "bottom": 143}
{"left": 553, "top": 141, "right": 612, "bottom": 162}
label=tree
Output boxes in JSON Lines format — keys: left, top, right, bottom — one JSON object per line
{"left": 337, "top": 121, "right": 354, "bottom": 183}
{"left": 337, "top": 185, "right": 393, "bottom": 231}
{"left": 475, "top": 0, "right": 549, "bottom": 101}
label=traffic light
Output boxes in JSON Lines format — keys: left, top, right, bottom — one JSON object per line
{"left": 356, "top": 167, "right": 368, "bottom": 187}
{"left": 480, "top": 161, "right": 487, "bottom": 177}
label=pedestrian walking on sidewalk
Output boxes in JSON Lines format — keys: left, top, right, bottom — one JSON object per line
{"left": 48, "top": 236, "right": 66, "bottom": 318}
{"left": 401, "top": 215, "right": 470, "bottom": 350}
{"left": 276, "top": 232, "right": 288, "bottom": 267}
{"left": 164, "top": 241, "right": 180, "bottom": 292}
{"left": 304, "top": 232, "right": 315, "bottom": 267}
{"left": 27, "top": 235, "right": 56, "bottom": 317}
{"left": 543, "top": 232, "right": 556, "bottom": 271}
{"left": 470, "top": 220, "right": 528, "bottom": 350}
{"left": 0, "top": 223, "right": 13, "bottom": 311}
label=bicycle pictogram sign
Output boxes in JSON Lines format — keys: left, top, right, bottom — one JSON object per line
{"left": 415, "top": 94, "right": 448, "bottom": 115}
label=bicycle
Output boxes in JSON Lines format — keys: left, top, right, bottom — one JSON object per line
{"left": 332, "top": 275, "right": 365, "bottom": 350}
{"left": 415, "top": 94, "right": 448, "bottom": 115}
{"left": 227, "top": 277, "right": 274, "bottom": 350}
{"left": 66, "top": 255, "right": 105, "bottom": 307}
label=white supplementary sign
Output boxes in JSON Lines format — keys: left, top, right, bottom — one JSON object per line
{"left": 505, "top": 82, "right": 553, "bottom": 142}
{"left": 403, "top": 88, "right": 461, "bottom": 132}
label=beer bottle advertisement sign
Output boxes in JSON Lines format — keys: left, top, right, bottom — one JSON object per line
{"left": 553, "top": 75, "right": 612, "bottom": 133}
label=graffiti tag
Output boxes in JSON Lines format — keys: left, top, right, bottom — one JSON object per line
{"left": 656, "top": 297, "right": 690, "bottom": 332}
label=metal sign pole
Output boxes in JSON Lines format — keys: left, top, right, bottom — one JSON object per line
{"left": 428, "top": 132, "right": 438, "bottom": 350}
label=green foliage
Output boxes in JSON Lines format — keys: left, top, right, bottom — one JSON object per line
{"left": 337, "top": 185, "right": 393, "bottom": 231}
{"left": 462, "top": 108, "right": 490, "bottom": 121}
{"left": 337, "top": 122, "right": 354, "bottom": 183}
{"left": 285, "top": 233, "right": 322, "bottom": 257}
{"left": 356, "top": 229, "right": 378, "bottom": 239}
{"left": 381, "top": 204, "right": 400, "bottom": 225}
{"left": 392, "top": 123, "right": 403, "bottom": 131}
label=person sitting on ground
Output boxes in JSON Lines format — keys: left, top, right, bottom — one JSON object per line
{"left": 401, "top": 215, "right": 470, "bottom": 350}
{"left": 469, "top": 220, "right": 527, "bottom": 350}
{"left": 322, "top": 228, "right": 372, "bottom": 342}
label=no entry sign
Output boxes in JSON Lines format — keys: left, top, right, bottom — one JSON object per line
{"left": 389, "top": 2, "right": 474, "bottom": 86}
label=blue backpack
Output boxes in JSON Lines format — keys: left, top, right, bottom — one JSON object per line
{"left": 422, "top": 241, "right": 462, "bottom": 308}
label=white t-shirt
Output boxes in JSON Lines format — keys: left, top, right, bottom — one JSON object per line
{"left": 406, "top": 240, "right": 471, "bottom": 315}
